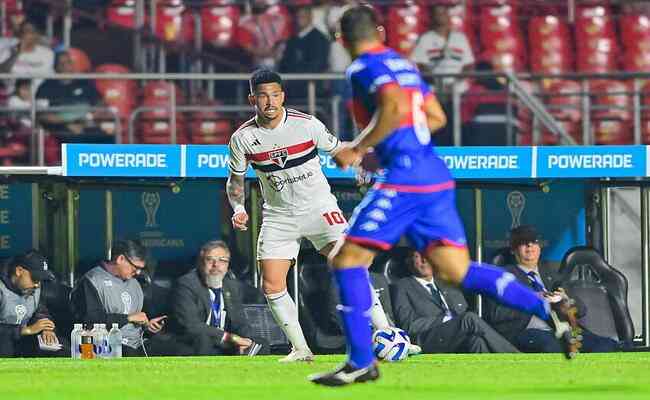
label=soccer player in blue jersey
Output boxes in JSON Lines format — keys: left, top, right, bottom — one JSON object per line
{"left": 309, "top": 5, "right": 582, "bottom": 387}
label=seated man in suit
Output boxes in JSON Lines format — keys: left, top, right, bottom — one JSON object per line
{"left": 169, "top": 240, "right": 263, "bottom": 356}
{"left": 393, "top": 248, "right": 518, "bottom": 353}
{"left": 484, "top": 225, "right": 620, "bottom": 353}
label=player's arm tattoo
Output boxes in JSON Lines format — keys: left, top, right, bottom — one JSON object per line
{"left": 226, "top": 173, "right": 246, "bottom": 212}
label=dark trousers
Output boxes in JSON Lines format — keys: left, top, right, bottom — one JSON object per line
{"left": 421, "top": 312, "right": 519, "bottom": 354}
{"left": 184, "top": 332, "right": 271, "bottom": 356}
{"left": 0, "top": 330, "right": 70, "bottom": 358}
{"left": 515, "top": 328, "right": 620, "bottom": 353}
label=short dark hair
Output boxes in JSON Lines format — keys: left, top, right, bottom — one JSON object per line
{"left": 339, "top": 5, "right": 380, "bottom": 44}
{"left": 198, "top": 240, "right": 230, "bottom": 259}
{"left": 249, "top": 69, "right": 283, "bottom": 94}
{"left": 109, "top": 239, "right": 147, "bottom": 263}
{"left": 510, "top": 225, "right": 541, "bottom": 249}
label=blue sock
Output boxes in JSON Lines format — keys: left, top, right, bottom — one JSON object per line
{"left": 461, "top": 262, "right": 550, "bottom": 320}
{"left": 334, "top": 267, "right": 374, "bottom": 369}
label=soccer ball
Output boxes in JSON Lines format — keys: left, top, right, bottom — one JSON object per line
{"left": 372, "top": 327, "right": 411, "bottom": 362}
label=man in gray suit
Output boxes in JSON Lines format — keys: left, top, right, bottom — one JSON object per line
{"left": 169, "top": 240, "right": 262, "bottom": 356}
{"left": 393, "top": 248, "right": 518, "bottom": 353}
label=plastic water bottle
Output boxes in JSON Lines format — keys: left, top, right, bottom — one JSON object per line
{"left": 90, "top": 324, "right": 102, "bottom": 358}
{"left": 97, "top": 324, "right": 109, "bottom": 358}
{"left": 108, "top": 323, "right": 123, "bottom": 359}
{"left": 70, "top": 323, "right": 83, "bottom": 359}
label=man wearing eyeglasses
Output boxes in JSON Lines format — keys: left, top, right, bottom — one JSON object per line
{"left": 169, "top": 240, "right": 262, "bottom": 356}
{"left": 72, "top": 239, "right": 176, "bottom": 356}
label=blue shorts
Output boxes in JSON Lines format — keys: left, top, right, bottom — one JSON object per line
{"left": 346, "top": 183, "right": 467, "bottom": 252}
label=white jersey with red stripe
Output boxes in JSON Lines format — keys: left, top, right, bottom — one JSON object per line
{"left": 228, "top": 108, "right": 340, "bottom": 212}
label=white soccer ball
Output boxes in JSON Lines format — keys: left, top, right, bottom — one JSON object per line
{"left": 372, "top": 327, "right": 411, "bottom": 362}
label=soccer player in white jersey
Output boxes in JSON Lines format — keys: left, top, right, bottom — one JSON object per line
{"left": 227, "top": 69, "right": 400, "bottom": 362}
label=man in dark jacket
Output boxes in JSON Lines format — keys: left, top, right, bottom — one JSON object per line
{"left": 169, "top": 240, "right": 262, "bottom": 356}
{"left": 484, "top": 225, "right": 620, "bottom": 353}
{"left": 0, "top": 250, "right": 68, "bottom": 357}
{"left": 71, "top": 239, "right": 185, "bottom": 356}
{"left": 393, "top": 248, "right": 518, "bottom": 353}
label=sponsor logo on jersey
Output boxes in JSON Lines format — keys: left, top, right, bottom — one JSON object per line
{"left": 267, "top": 171, "right": 314, "bottom": 192}
{"left": 269, "top": 149, "right": 289, "bottom": 168}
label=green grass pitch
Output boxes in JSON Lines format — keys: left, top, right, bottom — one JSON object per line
{"left": 1, "top": 353, "right": 648, "bottom": 400}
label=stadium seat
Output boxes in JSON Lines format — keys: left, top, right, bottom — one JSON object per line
{"left": 479, "top": 3, "right": 526, "bottom": 71}
{"left": 139, "top": 81, "right": 187, "bottom": 144}
{"left": 620, "top": 15, "right": 650, "bottom": 72}
{"left": 490, "top": 246, "right": 516, "bottom": 267}
{"left": 575, "top": 5, "right": 618, "bottom": 73}
{"left": 95, "top": 63, "right": 137, "bottom": 142}
{"left": 66, "top": 47, "right": 92, "bottom": 73}
{"left": 106, "top": 0, "right": 137, "bottom": 29}
{"left": 153, "top": 0, "right": 194, "bottom": 44}
{"left": 589, "top": 80, "right": 631, "bottom": 144}
{"left": 559, "top": 246, "right": 635, "bottom": 345}
{"left": 528, "top": 16, "right": 573, "bottom": 74}
{"left": 200, "top": 4, "right": 239, "bottom": 48}
{"left": 385, "top": 2, "right": 428, "bottom": 57}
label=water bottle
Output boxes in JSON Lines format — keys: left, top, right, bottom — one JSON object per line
{"left": 90, "top": 324, "right": 101, "bottom": 358}
{"left": 99, "top": 324, "right": 110, "bottom": 358}
{"left": 70, "top": 323, "right": 83, "bottom": 359}
{"left": 108, "top": 323, "right": 123, "bottom": 359}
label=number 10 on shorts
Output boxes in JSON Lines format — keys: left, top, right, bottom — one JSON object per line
{"left": 323, "top": 211, "right": 346, "bottom": 226}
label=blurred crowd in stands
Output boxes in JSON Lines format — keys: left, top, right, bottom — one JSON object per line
{"left": 2, "top": 1, "right": 650, "bottom": 165}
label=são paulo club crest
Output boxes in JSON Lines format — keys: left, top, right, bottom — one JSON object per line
{"left": 269, "top": 148, "right": 289, "bottom": 168}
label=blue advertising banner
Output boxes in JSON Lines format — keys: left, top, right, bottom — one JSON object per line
{"left": 0, "top": 184, "right": 33, "bottom": 258}
{"left": 63, "top": 144, "right": 182, "bottom": 177}
{"left": 536, "top": 145, "right": 646, "bottom": 178}
{"left": 63, "top": 144, "right": 650, "bottom": 180}
{"left": 437, "top": 146, "right": 533, "bottom": 179}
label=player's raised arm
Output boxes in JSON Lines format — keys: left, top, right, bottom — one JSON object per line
{"left": 423, "top": 92, "right": 447, "bottom": 134}
{"left": 227, "top": 135, "right": 249, "bottom": 231}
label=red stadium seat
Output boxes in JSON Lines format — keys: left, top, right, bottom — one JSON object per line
{"left": 620, "top": 15, "right": 650, "bottom": 72}
{"left": 201, "top": 5, "right": 239, "bottom": 48}
{"left": 95, "top": 64, "right": 137, "bottom": 142}
{"left": 139, "top": 120, "right": 189, "bottom": 144}
{"left": 529, "top": 16, "right": 573, "bottom": 73}
{"left": 590, "top": 80, "right": 632, "bottom": 144}
{"left": 106, "top": 0, "right": 137, "bottom": 29}
{"left": 66, "top": 47, "right": 92, "bottom": 73}
{"left": 139, "top": 81, "right": 186, "bottom": 144}
{"left": 385, "top": 2, "right": 428, "bottom": 56}
{"left": 141, "top": 80, "right": 186, "bottom": 120}
{"left": 479, "top": 4, "right": 526, "bottom": 70}
{"left": 575, "top": 5, "right": 618, "bottom": 73}
{"left": 154, "top": 0, "right": 194, "bottom": 44}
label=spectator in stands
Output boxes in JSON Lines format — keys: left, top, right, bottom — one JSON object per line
{"left": 461, "top": 61, "right": 515, "bottom": 146}
{"left": 236, "top": 0, "right": 292, "bottom": 69}
{"left": 410, "top": 4, "right": 474, "bottom": 146}
{"left": 72, "top": 239, "right": 185, "bottom": 356}
{"left": 484, "top": 225, "right": 621, "bottom": 353}
{"left": 169, "top": 240, "right": 263, "bottom": 356}
{"left": 0, "top": 250, "right": 68, "bottom": 357}
{"left": 278, "top": 6, "right": 330, "bottom": 104}
{"left": 35, "top": 50, "right": 113, "bottom": 143}
{"left": 8, "top": 79, "right": 33, "bottom": 129}
{"left": 0, "top": 21, "right": 54, "bottom": 91}
{"left": 393, "top": 248, "right": 518, "bottom": 354}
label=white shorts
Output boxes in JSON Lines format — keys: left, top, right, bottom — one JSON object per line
{"left": 257, "top": 202, "right": 347, "bottom": 260}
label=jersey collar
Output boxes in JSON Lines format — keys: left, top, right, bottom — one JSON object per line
{"left": 255, "top": 107, "right": 287, "bottom": 131}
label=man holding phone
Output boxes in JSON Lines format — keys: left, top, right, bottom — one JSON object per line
{"left": 72, "top": 239, "right": 185, "bottom": 356}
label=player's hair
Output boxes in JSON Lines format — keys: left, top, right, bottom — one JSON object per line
{"left": 249, "top": 69, "right": 283, "bottom": 94}
{"left": 339, "top": 5, "right": 380, "bottom": 44}
{"left": 109, "top": 239, "right": 147, "bottom": 263}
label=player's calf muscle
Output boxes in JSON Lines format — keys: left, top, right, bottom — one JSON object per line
{"left": 426, "top": 246, "right": 471, "bottom": 284}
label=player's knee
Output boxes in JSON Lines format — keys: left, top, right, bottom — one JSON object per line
{"left": 262, "top": 278, "right": 286, "bottom": 295}
{"left": 330, "top": 243, "right": 374, "bottom": 268}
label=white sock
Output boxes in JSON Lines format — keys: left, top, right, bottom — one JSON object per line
{"left": 266, "top": 290, "right": 310, "bottom": 352}
{"left": 369, "top": 283, "right": 391, "bottom": 330}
